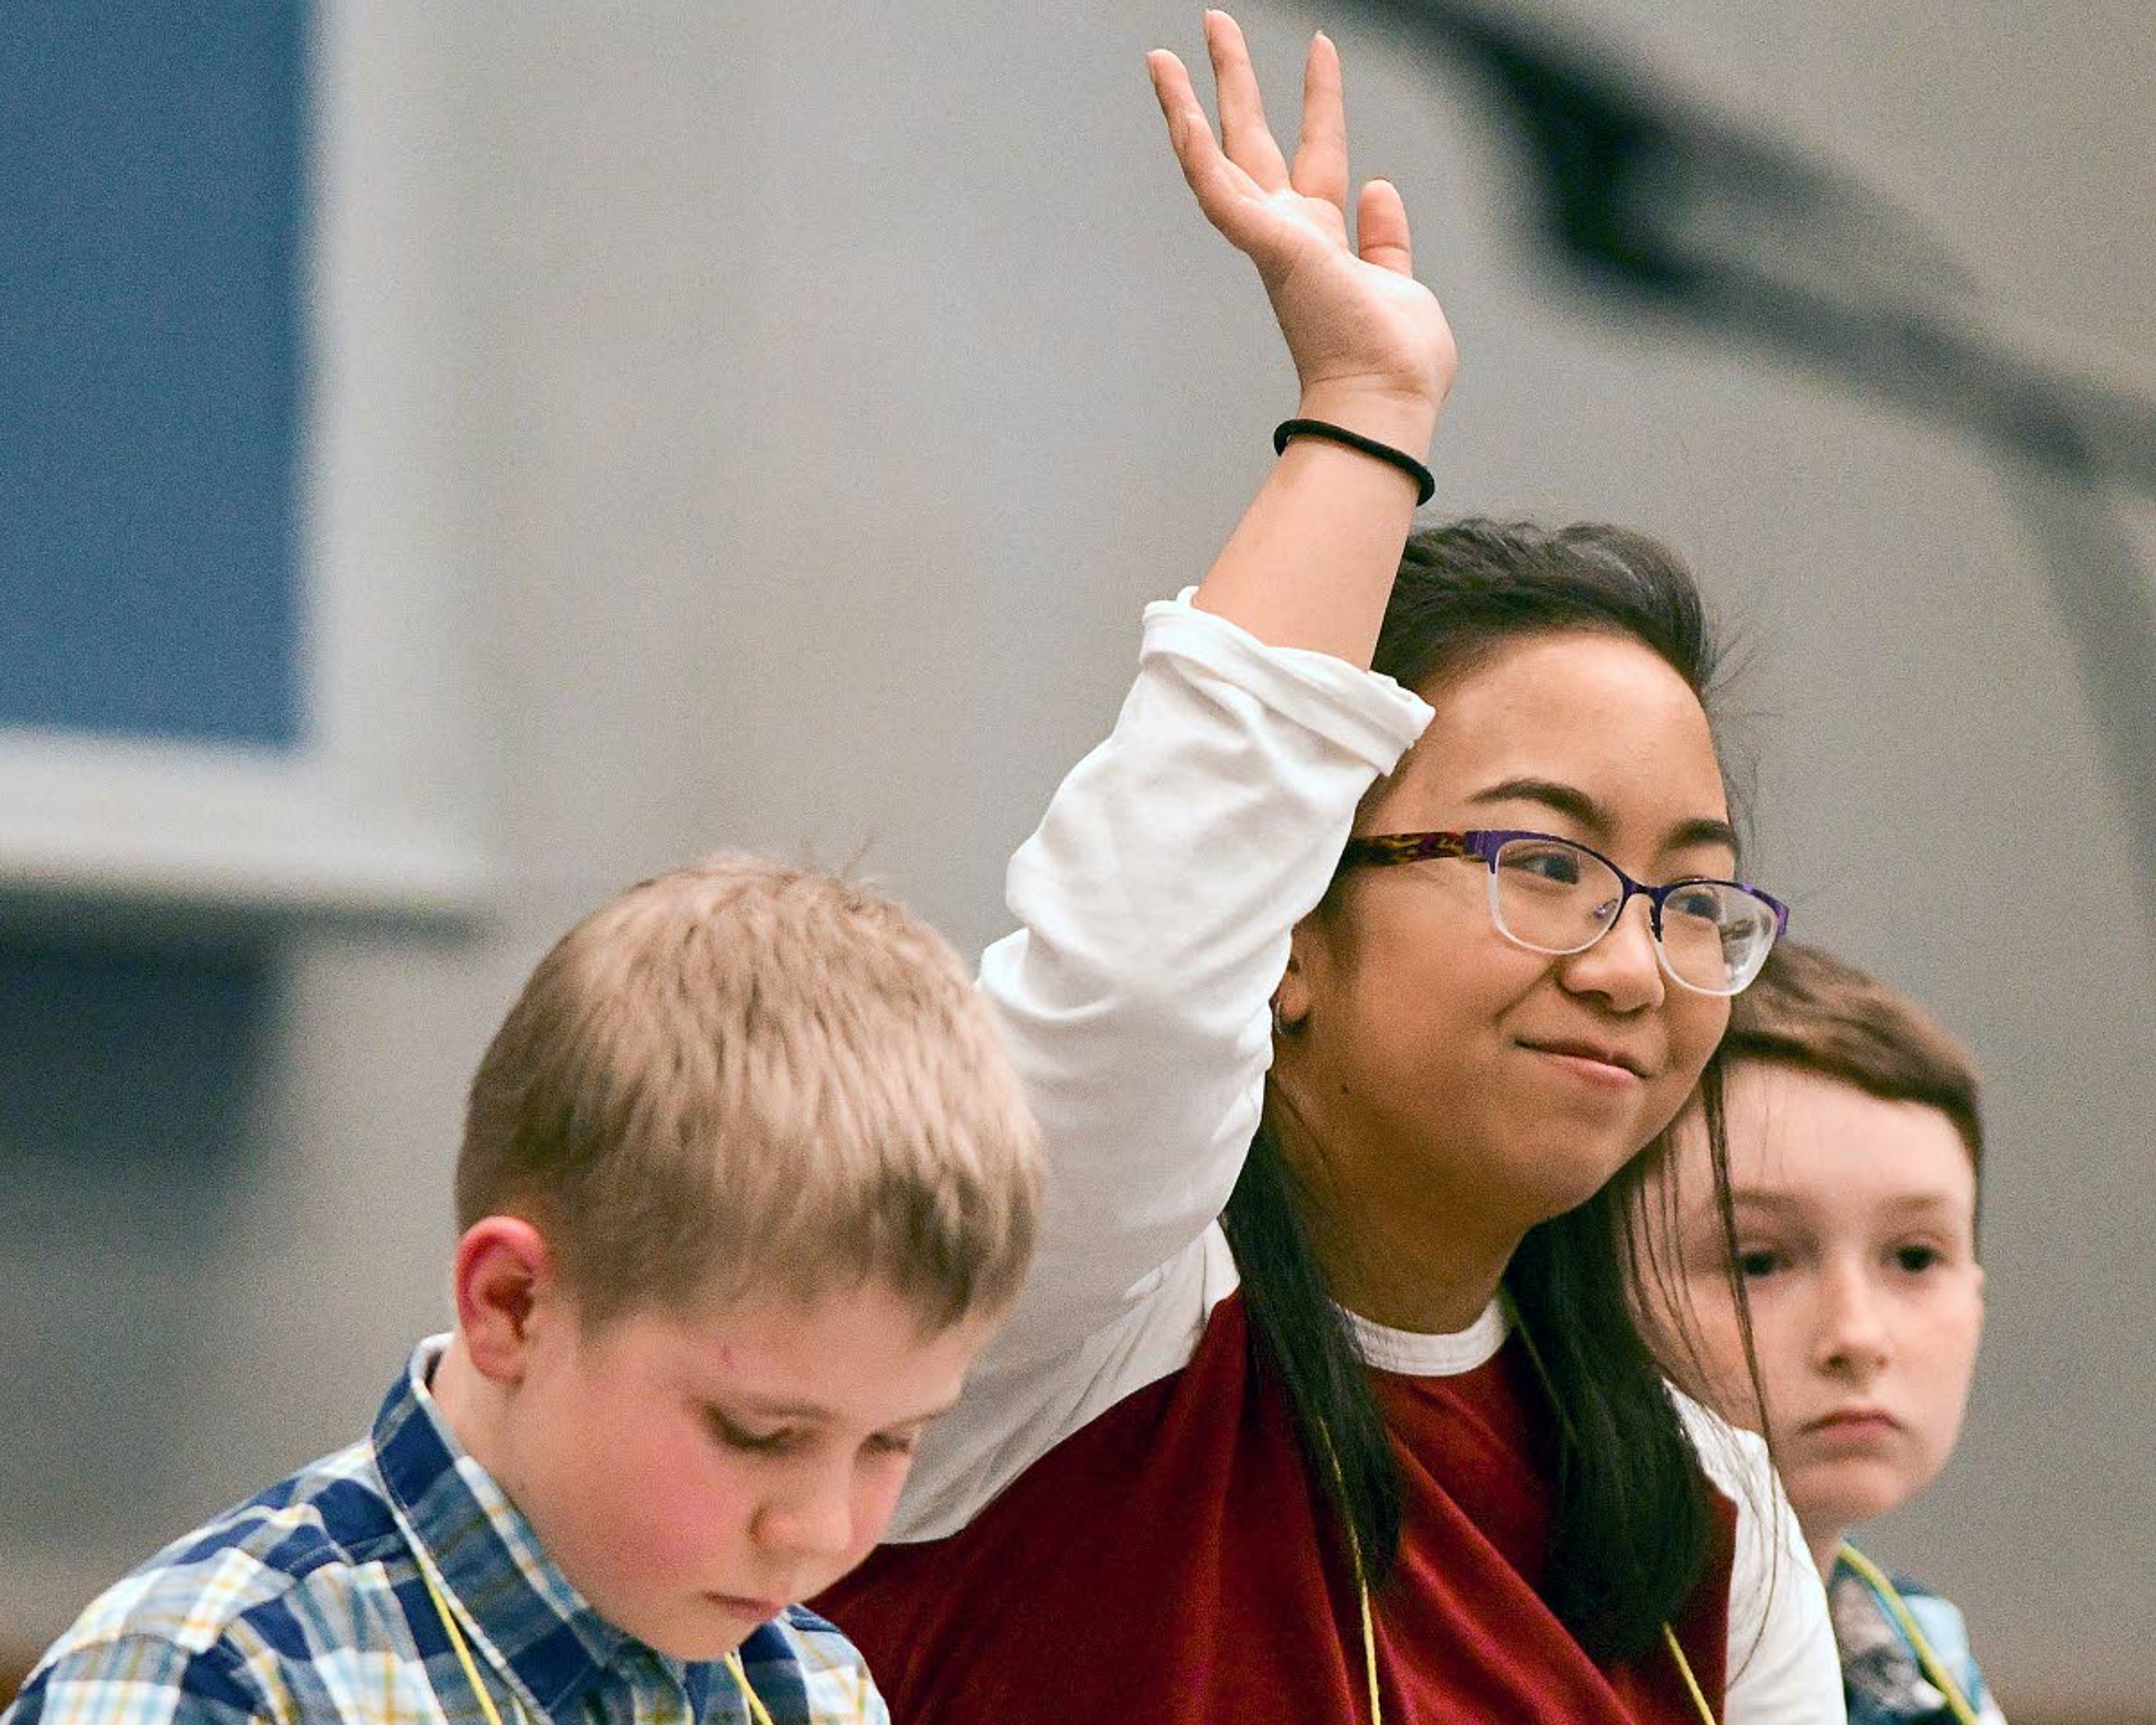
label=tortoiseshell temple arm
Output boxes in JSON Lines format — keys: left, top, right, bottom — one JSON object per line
{"left": 1336, "top": 831, "right": 1476, "bottom": 870}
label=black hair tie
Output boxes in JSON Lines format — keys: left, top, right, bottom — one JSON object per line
{"left": 1273, "top": 418, "right": 1435, "bottom": 506}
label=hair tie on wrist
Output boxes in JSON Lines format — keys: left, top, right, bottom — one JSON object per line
{"left": 1273, "top": 418, "right": 1435, "bottom": 506}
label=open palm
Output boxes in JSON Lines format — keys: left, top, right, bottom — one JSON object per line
{"left": 1148, "top": 13, "right": 1456, "bottom": 416}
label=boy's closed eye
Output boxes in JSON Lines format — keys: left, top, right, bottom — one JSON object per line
{"left": 706, "top": 1407, "right": 932, "bottom": 1459}
{"left": 707, "top": 1408, "right": 805, "bottom": 1455}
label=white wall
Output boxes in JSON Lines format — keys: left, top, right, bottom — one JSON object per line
{"left": 7, "top": 2, "right": 2150, "bottom": 1714}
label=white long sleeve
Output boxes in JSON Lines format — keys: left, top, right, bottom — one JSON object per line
{"left": 889, "top": 594, "right": 1428, "bottom": 1539}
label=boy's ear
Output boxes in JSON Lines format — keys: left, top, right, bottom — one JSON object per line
{"left": 454, "top": 1216, "right": 557, "bottom": 1385}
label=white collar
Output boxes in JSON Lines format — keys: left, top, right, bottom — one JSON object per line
{"left": 1337, "top": 1296, "right": 1509, "bottom": 1377}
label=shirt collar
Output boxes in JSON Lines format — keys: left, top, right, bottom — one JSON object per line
{"left": 1830, "top": 1549, "right": 1949, "bottom": 1718}
{"left": 371, "top": 1335, "right": 682, "bottom": 1718}
{"left": 1337, "top": 1295, "right": 1510, "bottom": 1376}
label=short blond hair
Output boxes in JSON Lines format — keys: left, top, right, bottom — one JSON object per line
{"left": 458, "top": 855, "right": 1041, "bottom": 1331}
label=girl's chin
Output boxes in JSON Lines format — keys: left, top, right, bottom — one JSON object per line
{"left": 1512, "top": 1138, "right": 1648, "bottom": 1219}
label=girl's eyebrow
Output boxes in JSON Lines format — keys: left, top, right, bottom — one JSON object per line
{"left": 1468, "top": 777, "right": 1738, "bottom": 855}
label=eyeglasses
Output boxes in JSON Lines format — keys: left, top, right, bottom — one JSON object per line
{"left": 1336, "top": 828, "right": 1789, "bottom": 997}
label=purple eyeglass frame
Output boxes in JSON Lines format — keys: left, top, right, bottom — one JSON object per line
{"left": 1336, "top": 828, "right": 1791, "bottom": 989}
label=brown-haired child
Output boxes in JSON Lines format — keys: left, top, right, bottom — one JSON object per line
{"left": 1642, "top": 940, "right": 2002, "bottom": 1725}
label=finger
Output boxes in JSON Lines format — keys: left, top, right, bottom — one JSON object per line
{"left": 1290, "top": 32, "right": 1349, "bottom": 211}
{"left": 1147, "top": 48, "right": 1205, "bottom": 159}
{"left": 1149, "top": 49, "right": 1267, "bottom": 240}
{"left": 1356, "top": 177, "right": 1413, "bottom": 276}
{"left": 1204, "top": 11, "right": 1291, "bottom": 189}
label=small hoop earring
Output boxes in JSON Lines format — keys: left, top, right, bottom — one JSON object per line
{"left": 1271, "top": 998, "right": 1292, "bottom": 1037}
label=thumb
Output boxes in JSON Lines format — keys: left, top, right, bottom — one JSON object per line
{"left": 1356, "top": 179, "right": 1413, "bottom": 276}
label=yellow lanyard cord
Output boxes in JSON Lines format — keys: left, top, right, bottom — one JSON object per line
{"left": 419, "top": 1557, "right": 776, "bottom": 1725}
{"left": 1312, "top": 1420, "right": 1386, "bottom": 1724}
{"left": 419, "top": 1560, "right": 520, "bottom": 1725}
{"left": 1315, "top": 1421, "right": 1711, "bottom": 1725}
{"left": 1350, "top": 1565, "right": 1383, "bottom": 1725}
{"left": 1660, "top": 1623, "right": 1716, "bottom": 1723}
{"left": 1502, "top": 1298, "right": 1719, "bottom": 1725}
{"left": 1835, "top": 1544, "right": 1983, "bottom": 1725}
{"left": 721, "top": 1650, "right": 780, "bottom": 1725}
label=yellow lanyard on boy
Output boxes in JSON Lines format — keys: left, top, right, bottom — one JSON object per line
{"left": 1836, "top": 1543, "right": 1983, "bottom": 1725}
{"left": 418, "top": 1559, "right": 779, "bottom": 1725}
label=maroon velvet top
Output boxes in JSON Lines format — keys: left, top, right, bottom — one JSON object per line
{"left": 819, "top": 1291, "right": 1733, "bottom": 1723}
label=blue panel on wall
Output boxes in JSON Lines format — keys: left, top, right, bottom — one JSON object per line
{"left": 0, "top": 939, "right": 274, "bottom": 1535}
{"left": 0, "top": 2, "right": 306, "bottom": 747}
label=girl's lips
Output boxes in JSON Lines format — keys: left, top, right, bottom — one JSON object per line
{"left": 1519, "top": 1039, "right": 1649, "bottom": 1084}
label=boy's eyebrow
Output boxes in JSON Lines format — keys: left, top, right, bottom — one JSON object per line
{"left": 1872, "top": 1190, "right": 1976, "bottom": 1220}
{"left": 1723, "top": 1189, "right": 1807, "bottom": 1213}
{"left": 1468, "top": 778, "right": 1738, "bottom": 856}
{"left": 1728, "top": 1187, "right": 1970, "bottom": 1220}
{"left": 716, "top": 1390, "right": 965, "bottom": 1426}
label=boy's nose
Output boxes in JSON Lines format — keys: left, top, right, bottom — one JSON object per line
{"left": 1813, "top": 1266, "right": 1891, "bottom": 1375}
{"left": 753, "top": 1468, "right": 857, "bottom": 1563}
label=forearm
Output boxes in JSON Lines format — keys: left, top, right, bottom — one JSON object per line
{"left": 1193, "top": 382, "right": 1442, "bottom": 667}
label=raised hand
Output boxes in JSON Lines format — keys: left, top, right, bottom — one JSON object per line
{"left": 1147, "top": 12, "right": 1456, "bottom": 437}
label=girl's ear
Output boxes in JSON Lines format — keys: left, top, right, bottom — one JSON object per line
{"left": 1273, "top": 912, "right": 1324, "bottom": 1034}
{"left": 453, "top": 1216, "right": 557, "bottom": 1385}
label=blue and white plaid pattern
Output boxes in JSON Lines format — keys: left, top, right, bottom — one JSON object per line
{"left": 1832, "top": 1550, "right": 2006, "bottom": 1725}
{"left": 3, "top": 1339, "right": 884, "bottom": 1725}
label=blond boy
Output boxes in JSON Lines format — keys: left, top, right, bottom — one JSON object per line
{"left": 4, "top": 857, "right": 1040, "bottom": 1725}
{"left": 1642, "top": 941, "right": 2001, "bottom": 1725}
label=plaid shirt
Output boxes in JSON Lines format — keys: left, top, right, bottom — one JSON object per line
{"left": 2, "top": 1339, "right": 884, "bottom": 1725}
{"left": 1832, "top": 1549, "right": 2006, "bottom": 1725}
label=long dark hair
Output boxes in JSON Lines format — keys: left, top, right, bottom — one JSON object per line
{"left": 1218, "top": 519, "right": 1755, "bottom": 1663}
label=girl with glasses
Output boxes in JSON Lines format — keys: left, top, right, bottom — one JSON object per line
{"left": 821, "top": 13, "right": 1839, "bottom": 1722}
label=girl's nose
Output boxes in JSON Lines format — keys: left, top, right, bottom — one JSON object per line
{"left": 1558, "top": 896, "right": 1666, "bottom": 1013}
